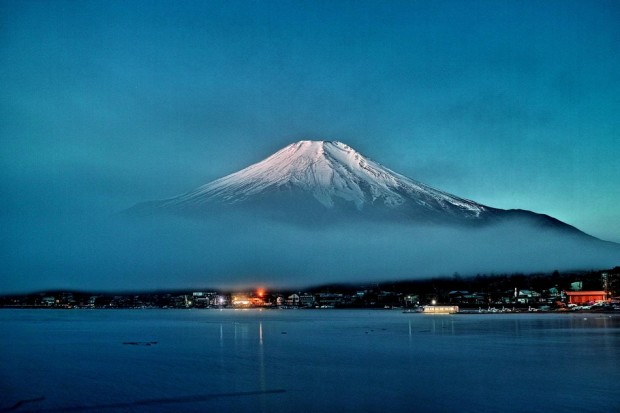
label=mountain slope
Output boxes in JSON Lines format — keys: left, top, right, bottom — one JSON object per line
{"left": 137, "top": 141, "right": 488, "bottom": 219}
{"left": 127, "top": 140, "right": 599, "bottom": 239}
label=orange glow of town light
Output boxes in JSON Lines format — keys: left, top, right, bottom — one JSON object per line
{"left": 257, "top": 288, "right": 265, "bottom": 298}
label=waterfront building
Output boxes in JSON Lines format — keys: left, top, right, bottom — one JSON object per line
{"left": 286, "top": 294, "right": 300, "bottom": 306}
{"left": 299, "top": 294, "right": 315, "bottom": 307}
{"left": 422, "top": 305, "right": 459, "bottom": 314}
{"left": 565, "top": 291, "right": 608, "bottom": 305}
{"left": 232, "top": 294, "right": 251, "bottom": 307}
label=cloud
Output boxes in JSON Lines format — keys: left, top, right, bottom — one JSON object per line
{"left": 3, "top": 203, "right": 617, "bottom": 294}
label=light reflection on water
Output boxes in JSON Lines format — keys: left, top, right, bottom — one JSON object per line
{"left": 0, "top": 310, "right": 618, "bottom": 413}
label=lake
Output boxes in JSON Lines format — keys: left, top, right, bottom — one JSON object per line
{"left": 1, "top": 309, "right": 618, "bottom": 412}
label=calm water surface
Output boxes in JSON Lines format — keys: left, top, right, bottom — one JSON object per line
{"left": 1, "top": 310, "right": 618, "bottom": 413}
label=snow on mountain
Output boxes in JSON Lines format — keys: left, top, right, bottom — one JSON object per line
{"left": 124, "top": 139, "right": 617, "bottom": 242}
{"left": 158, "top": 140, "right": 487, "bottom": 219}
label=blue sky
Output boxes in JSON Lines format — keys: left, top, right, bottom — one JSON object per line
{"left": 1, "top": 0, "right": 619, "bottom": 292}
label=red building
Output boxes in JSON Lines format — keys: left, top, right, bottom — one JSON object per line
{"left": 565, "top": 291, "right": 608, "bottom": 305}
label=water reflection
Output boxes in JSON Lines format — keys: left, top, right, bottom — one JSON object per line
{"left": 258, "top": 321, "right": 266, "bottom": 411}
{"left": 408, "top": 320, "right": 412, "bottom": 342}
{"left": 2, "top": 311, "right": 618, "bottom": 413}
{"left": 430, "top": 317, "right": 455, "bottom": 336}
{"left": 513, "top": 318, "right": 521, "bottom": 336}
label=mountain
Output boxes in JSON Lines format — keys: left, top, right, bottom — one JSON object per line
{"left": 128, "top": 140, "right": 596, "bottom": 238}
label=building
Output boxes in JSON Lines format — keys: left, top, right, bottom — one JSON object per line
{"left": 448, "top": 291, "right": 486, "bottom": 305}
{"left": 565, "top": 291, "right": 608, "bottom": 305}
{"left": 316, "top": 293, "right": 343, "bottom": 307}
{"left": 403, "top": 294, "right": 419, "bottom": 307}
{"left": 192, "top": 292, "right": 219, "bottom": 307}
{"left": 299, "top": 294, "right": 315, "bottom": 307}
{"left": 231, "top": 294, "right": 251, "bottom": 307}
{"left": 516, "top": 289, "right": 541, "bottom": 304}
{"left": 422, "top": 305, "right": 459, "bottom": 314}
{"left": 286, "top": 294, "right": 300, "bottom": 306}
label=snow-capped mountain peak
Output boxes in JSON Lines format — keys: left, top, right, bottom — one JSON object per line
{"left": 161, "top": 140, "right": 486, "bottom": 218}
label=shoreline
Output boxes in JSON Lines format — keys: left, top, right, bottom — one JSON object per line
{"left": 1, "top": 305, "right": 618, "bottom": 315}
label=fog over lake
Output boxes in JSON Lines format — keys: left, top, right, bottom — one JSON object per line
{"left": 3, "top": 205, "right": 618, "bottom": 294}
